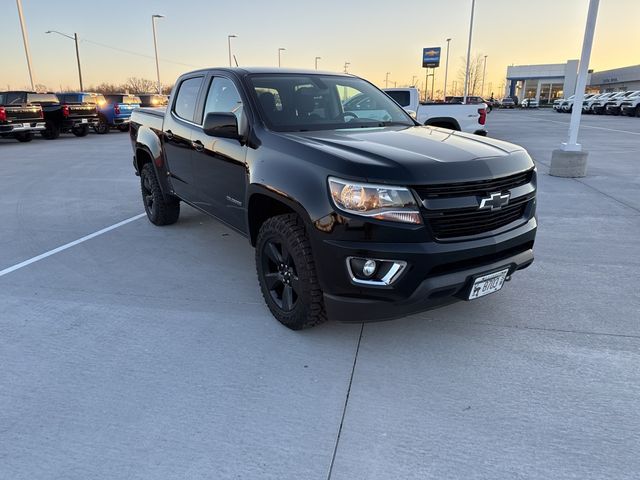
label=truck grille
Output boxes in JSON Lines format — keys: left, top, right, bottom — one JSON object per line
{"left": 413, "top": 170, "right": 533, "bottom": 199}
{"left": 413, "top": 169, "right": 535, "bottom": 240}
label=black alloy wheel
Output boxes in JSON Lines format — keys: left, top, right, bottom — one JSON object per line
{"left": 261, "top": 239, "right": 300, "bottom": 312}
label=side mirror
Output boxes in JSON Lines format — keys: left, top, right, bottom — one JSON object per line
{"left": 406, "top": 109, "right": 417, "bottom": 119}
{"left": 203, "top": 112, "right": 241, "bottom": 140}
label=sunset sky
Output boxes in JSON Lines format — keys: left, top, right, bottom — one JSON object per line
{"left": 2, "top": 0, "right": 638, "bottom": 96}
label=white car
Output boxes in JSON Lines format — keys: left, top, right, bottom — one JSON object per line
{"left": 604, "top": 90, "right": 640, "bottom": 115}
{"left": 582, "top": 93, "right": 610, "bottom": 113}
{"left": 560, "top": 95, "right": 576, "bottom": 112}
{"left": 382, "top": 87, "right": 488, "bottom": 135}
{"left": 620, "top": 92, "right": 640, "bottom": 117}
{"left": 521, "top": 98, "right": 539, "bottom": 108}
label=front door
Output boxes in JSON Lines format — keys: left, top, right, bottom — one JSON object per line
{"left": 191, "top": 76, "right": 248, "bottom": 232}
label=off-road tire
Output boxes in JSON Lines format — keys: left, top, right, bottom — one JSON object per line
{"left": 256, "top": 214, "right": 327, "bottom": 330}
{"left": 41, "top": 120, "right": 60, "bottom": 139}
{"left": 72, "top": 125, "right": 89, "bottom": 137}
{"left": 140, "top": 163, "right": 180, "bottom": 226}
{"left": 15, "top": 132, "right": 33, "bottom": 142}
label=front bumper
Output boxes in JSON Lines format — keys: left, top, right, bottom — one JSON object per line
{"left": 0, "top": 121, "right": 46, "bottom": 133}
{"left": 317, "top": 217, "right": 537, "bottom": 323}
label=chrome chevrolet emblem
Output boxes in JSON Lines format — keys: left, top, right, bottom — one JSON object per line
{"left": 479, "top": 192, "right": 510, "bottom": 211}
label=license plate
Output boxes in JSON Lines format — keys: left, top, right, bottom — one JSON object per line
{"left": 23, "top": 123, "right": 31, "bottom": 128}
{"left": 81, "top": 118, "right": 88, "bottom": 123}
{"left": 468, "top": 268, "right": 509, "bottom": 300}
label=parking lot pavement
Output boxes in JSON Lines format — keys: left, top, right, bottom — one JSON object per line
{"left": 1, "top": 114, "right": 639, "bottom": 479}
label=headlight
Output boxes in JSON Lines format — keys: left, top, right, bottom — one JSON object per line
{"left": 328, "top": 177, "right": 422, "bottom": 224}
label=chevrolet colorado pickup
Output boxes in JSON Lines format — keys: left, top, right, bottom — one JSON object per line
{"left": 0, "top": 92, "right": 45, "bottom": 142}
{"left": 129, "top": 68, "right": 537, "bottom": 329}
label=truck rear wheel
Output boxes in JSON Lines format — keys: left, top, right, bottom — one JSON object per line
{"left": 140, "top": 163, "right": 180, "bottom": 226}
{"left": 15, "top": 132, "right": 33, "bottom": 142}
{"left": 256, "top": 214, "right": 327, "bottom": 330}
{"left": 41, "top": 120, "right": 60, "bottom": 140}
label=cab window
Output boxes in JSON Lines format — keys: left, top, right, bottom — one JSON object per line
{"left": 173, "top": 76, "right": 203, "bottom": 122}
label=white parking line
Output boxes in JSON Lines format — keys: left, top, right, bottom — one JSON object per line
{"left": 532, "top": 116, "right": 640, "bottom": 136}
{"left": 0, "top": 213, "right": 146, "bottom": 278}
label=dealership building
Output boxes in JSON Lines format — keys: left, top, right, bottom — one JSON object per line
{"left": 505, "top": 61, "right": 640, "bottom": 104}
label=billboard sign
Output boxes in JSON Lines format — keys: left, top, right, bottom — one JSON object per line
{"left": 422, "top": 47, "right": 441, "bottom": 68}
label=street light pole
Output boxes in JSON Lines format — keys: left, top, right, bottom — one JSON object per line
{"left": 228, "top": 35, "right": 237, "bottom": 67}
{"left": 16, "top": 0, "right": 35, "bottom": 90}
{"left": 463, "top": 0, "right": 476, "bottom": 104}
{"left": 443, "top": 38, "right": 451, "bottom": 100}
{"left": 46, "top": 30, "right": 84, "bottom": 91}
{"left": 385, "top": 72, "right": 391, "bottom": 89}
{"left": 481, "top": 54, "right": 488, "bottom": 98}
{"left": 278, "top": 48, "right": 286, "bottom": 67}
{"left": 343, "top": 62, "right": 350, "bottom": 73}
{"left": 550, "top": 0, "right": 600, "bottom": 178}
{"left": 151, "top": 15, "right": 164, "bottom": 94}
{"left": 315, "top": 56, "right": 321, "bottom": 70}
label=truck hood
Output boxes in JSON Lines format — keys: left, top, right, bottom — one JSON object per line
{"left": 282, "top": 125, "right": 532, "bottom": 184}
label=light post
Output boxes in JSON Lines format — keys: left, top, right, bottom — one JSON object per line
{"left": 343, "top": 62, "right": 350, "bottom": 73}
{"left": 550, "top": 0, "right": 600, "bottom": 178}
{"left": 443, "top": 38, "right": 451, "bottom": 100}
{"left": 151, "top": 14, "right": 164, "bottom": 94}
{"left": 481, "top": 54, "right": 488, "bottom": 97}
{"left": 385, "top": 72, "right": 391, "bottom": 89}
{"left": 46, "top": 30, "right": 83, "bottom": 91}
{"left": 16, "top": 0, "right": 34, "bottom": 90}
{"left": 411, "top": 75, "right": 417, "bottom": 86}
{"left": 278, "top": 48, "right": 286, "bottom": 67}
{"left": 463, "top": 0, "right": 476, "bottom": 104}
{"left": 228, "top": 35, "right": 237, "bottom": 67}
{"left": 315, "top": 56, "right": 321, "bottom": 70}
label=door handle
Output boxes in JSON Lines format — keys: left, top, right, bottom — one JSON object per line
{"left": 192, "top": 140, "right": 204, "bottom": 152}
{"left": 165, "top": 130, "right": 174, "bottom": 140}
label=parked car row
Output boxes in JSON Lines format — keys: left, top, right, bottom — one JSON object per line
{"left": 0, "top": 91, "right": 168, "bottom": 142}
{"left": 553, "top": 91, "right": 640, "bottom": 116}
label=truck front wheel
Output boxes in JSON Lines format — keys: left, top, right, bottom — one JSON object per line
{"left": 140, "top": 163, "right": 180, "bottom": 226}
{"left": 256, "top": 214, "right": 327, "bottom": 330}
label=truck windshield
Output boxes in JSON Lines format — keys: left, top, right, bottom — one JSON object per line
{"left": 248, "top": 74, "right": 414, "bottom": 132}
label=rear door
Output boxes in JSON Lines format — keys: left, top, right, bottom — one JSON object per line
{"left": 162, "top": 75, "right": 205, "bottom": 199}
{"left": 190, "top": 74, "right": 248, "bottom": 231}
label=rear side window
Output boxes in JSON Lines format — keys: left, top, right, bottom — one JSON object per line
{"left": 386, "top": 90, "right": 411, "bottom": 107}
{"left": 173, "top": 77, "right": 203, "bottom": 122}
{"left": 27, "top": 93, "right": 59, "bottom": 104}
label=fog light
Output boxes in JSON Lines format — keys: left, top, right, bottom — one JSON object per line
{"left": 347, "top": 257, "right": 408, "bottom": 286}
{"left": 362, "top": 259, "right": 377, "bottom": 277}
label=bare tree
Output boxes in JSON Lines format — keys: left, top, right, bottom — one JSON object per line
{"left": 34, "top": 83, "right": 49, "bottom": 93}
{"left": 457, "top": 53, "right": 484, "bottom": 97}
{"left": 124, "top": 77, "right": 156, "bottom": 94}
{"left": 90, "top": 83, "right": 123, "bottom": 94}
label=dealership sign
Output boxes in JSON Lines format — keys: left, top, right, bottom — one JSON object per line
{"left": 422, "top": 47, "right": 441, "bottom": 68}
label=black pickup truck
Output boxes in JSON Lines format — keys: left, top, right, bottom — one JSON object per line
{"left": 0, "top": 92, "right": 46, "bottom": 142}
{"left": 129, "top": 68, "right": 537, "bottom": 329}
{"left": 0, "top": 92, "right": 98, "bottom": 139}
